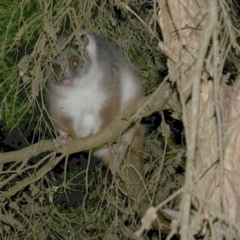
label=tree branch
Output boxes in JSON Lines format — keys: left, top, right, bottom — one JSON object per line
{"left": 0, "top": 81, "right": 180, "bottom": 197}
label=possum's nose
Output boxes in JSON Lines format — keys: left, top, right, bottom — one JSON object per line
{"left": 62, "top": 79, "right": 72, "bottom": 86}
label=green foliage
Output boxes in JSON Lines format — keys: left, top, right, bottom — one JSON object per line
{"left": 0, "top": 1, "right": 43, "bottom": 130}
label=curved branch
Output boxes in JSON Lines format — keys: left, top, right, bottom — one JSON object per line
{"left": 1, "top": 82, "right": 180, "bottom": 163}
{"left": 0, "top": 82, "right": 180, "bottom": 197}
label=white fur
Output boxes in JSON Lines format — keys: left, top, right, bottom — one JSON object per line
{"left": 120, "top": 71, "right": 139, "bottom": 110}
{"left": 162, "top": 208, "right": 179, "bottom": 219}
{"left": 85, "top": 34, "right": 97, "bottom": 59}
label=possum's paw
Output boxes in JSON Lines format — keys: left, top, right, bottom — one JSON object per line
{"left": 53, "top": 135, "right": 72, "bottom": 148}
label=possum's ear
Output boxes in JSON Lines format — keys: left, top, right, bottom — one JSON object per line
{"left": 71, "top": 32, "right": 89, "bottom": 49}
{"left": 79, "top": 32, "right": 89, "bottom": 46}
{"left": 71, "top": 31, "right": 90, "bottom": 60}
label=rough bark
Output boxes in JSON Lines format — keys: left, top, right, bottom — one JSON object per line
{"left": 157, "top": 0, "right": 240, "bottom": 238}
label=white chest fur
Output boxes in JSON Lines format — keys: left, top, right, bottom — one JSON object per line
{"left": 55, "top": 67, "right": 106, "bottom": 138}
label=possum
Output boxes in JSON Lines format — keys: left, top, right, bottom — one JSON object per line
{"left": 47, "top": 31, "right": 171, "bottom": 233}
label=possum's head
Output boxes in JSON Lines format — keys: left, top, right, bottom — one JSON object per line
{"left": 50, "top": 32, "right": 90, "bottom": 87}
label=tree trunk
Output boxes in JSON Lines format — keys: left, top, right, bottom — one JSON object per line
{"left": 157, "top": 0, "right": 240, "bottom": 238}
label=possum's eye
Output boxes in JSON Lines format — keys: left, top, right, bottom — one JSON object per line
{"left": 71, "top": 58, "right": 79, "bottom": 68}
